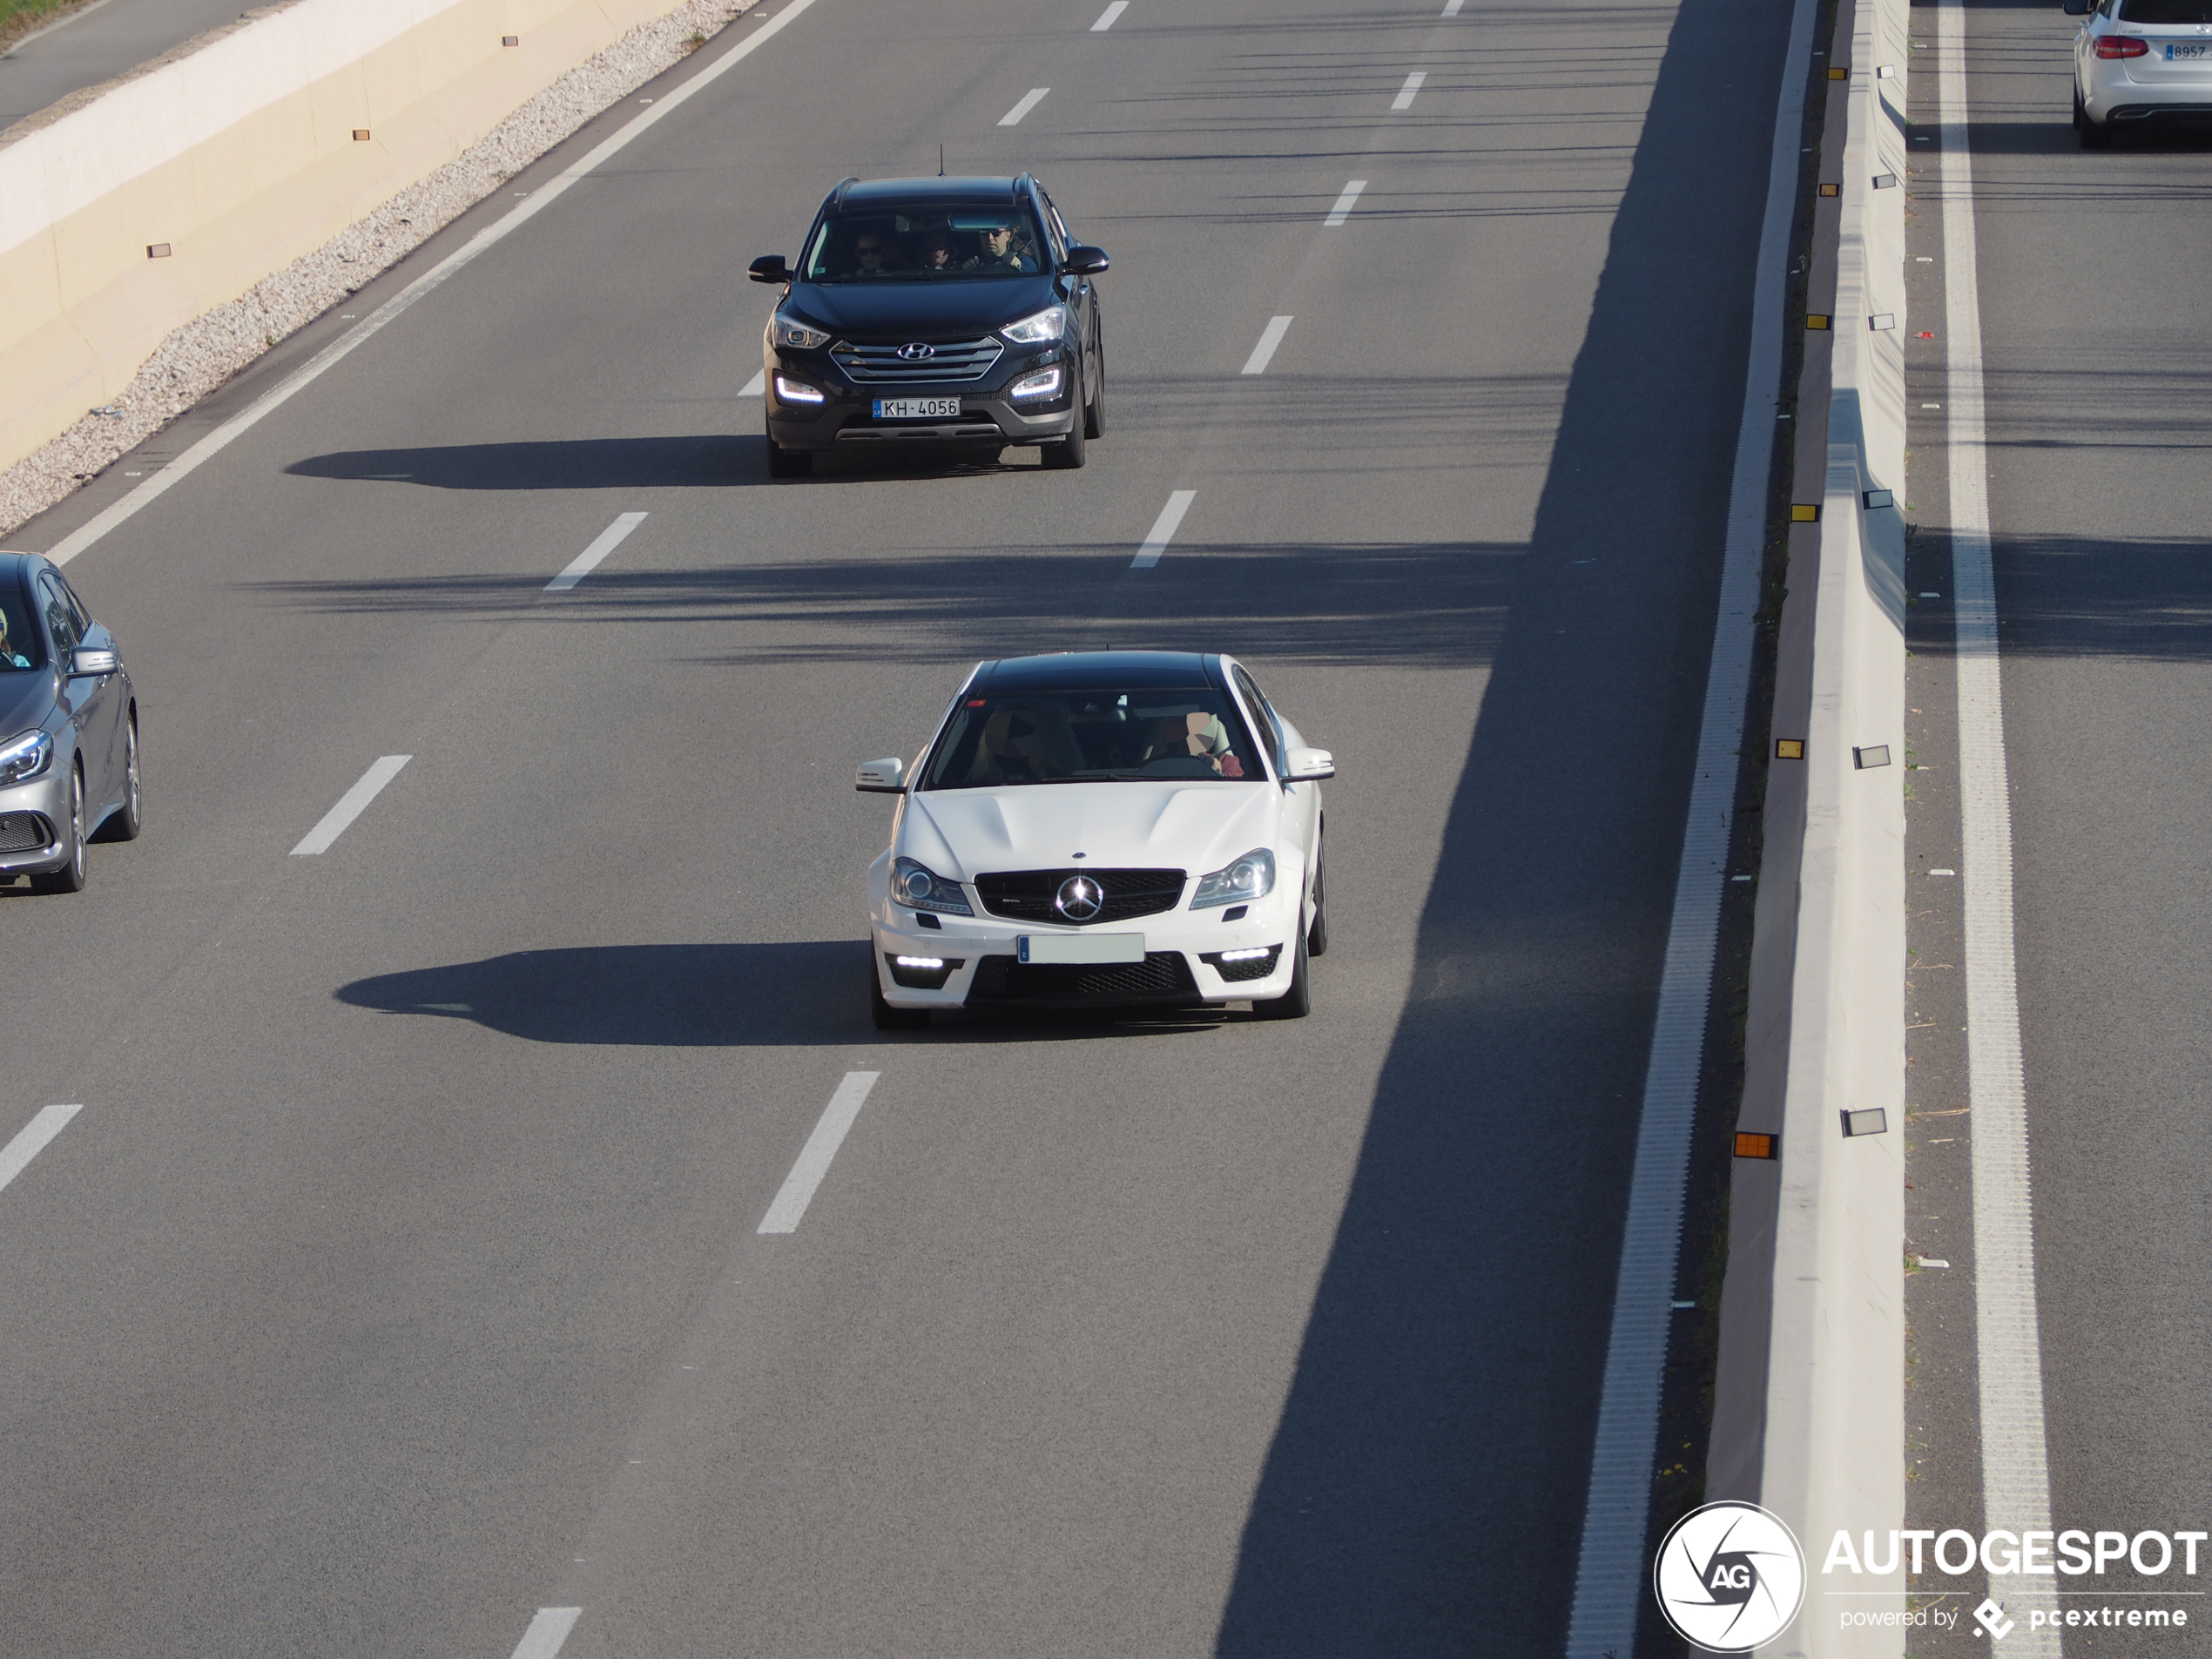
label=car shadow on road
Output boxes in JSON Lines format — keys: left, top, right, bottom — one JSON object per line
{"left": 334, "top": 941, "right": 1234, "bottom": 1046}
{"left": 285, "top": 435, "right": 1044, "bottom": 490}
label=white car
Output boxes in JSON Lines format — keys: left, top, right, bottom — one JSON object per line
{"left": 858, "top": 651, "right": 1332, "bottom": 1027}
{"left": 2068, "top": 0, "right": 2212, "bottom": 147}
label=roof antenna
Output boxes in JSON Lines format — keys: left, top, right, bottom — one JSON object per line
{"left": 939, "top": 143, "right": 946, "bottom": 177}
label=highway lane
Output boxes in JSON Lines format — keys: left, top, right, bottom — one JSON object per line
{"left": 0, "top": 0, "right": 253, "bottom": 129}
{"left": 0, "top": 0, "right": 1793, "bottom": 1650}
{"left": 1905, "top": 0, "right": 2212, "bottom": 1647}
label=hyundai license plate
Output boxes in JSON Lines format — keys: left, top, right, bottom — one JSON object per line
{"left": 873, "top": 397, "right": 961, "bottom": 420}
{"left": 1018, "top": 933, "right": 1145, "bottom": 966}
{"left": 2168, "top": 41, "right": 2209, "bottom": 57}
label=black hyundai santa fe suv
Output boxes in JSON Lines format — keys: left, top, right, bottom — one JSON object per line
{"left": 749, "top": 174, "right": 1108, "bottom": 475}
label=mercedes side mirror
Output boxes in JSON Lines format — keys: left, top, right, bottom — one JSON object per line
{"left": 1284, "top": 746, "right": 1334, "bottom": 782}
{"left": 2061, "top": 0, "right": 2090, "bottom": 14}
{"left": 748, "top": 254, "right": 790, "bottom": 285}
{"left": 856, "top": 757, "right": 906, "bottom": 793}
{"left": 68, "top": 646, "right": 118, "bottom": 678}
{"left": 1059, "top": 245, "right": 1109, "bottom": 277}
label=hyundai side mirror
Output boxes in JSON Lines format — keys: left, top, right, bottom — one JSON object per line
{"left": 68, "top": 646, "right": 118, "bottom": 678}
{"left": 748, "top": 254, "right": 790, "bottom": 285}
{"left": 1059, "top": 245, "right": 1109, "bottom": 277}
{"left": 856, "top": 757, "right": 906, "bottom": 793}
{"left": 1284, "top": 746, "right": 1334, "bottom": 782}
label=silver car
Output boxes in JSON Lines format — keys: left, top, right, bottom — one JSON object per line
{"left": 2068, "top": 0, "right": 2212, "bottom": 146}
{"left": 0, "top": 553, "right": 140, "bottom": 894}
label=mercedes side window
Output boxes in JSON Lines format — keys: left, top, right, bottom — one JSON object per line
{"left": 1231, "top": 666, "right": 1286, "bottom": 779}
{"left": 38, "top": 575, "right": 82, "bottom": 655}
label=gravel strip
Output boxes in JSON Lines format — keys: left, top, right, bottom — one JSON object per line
{"left": 0, "top": 0, "right": 757, "bottom": 540}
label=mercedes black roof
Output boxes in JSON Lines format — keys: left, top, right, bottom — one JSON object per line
{"left": 974, "top": 651, "right": 1221, "bottom": 692}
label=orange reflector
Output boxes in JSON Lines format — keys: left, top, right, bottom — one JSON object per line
{"left": 353, "top": 128, "right": 371, "bottom": 141}
{"left": 1818, "top": 182, "right": 1840, "bottom": 198}
{"left": 1736, "top": 1131, "right": 1777, "bottom": 1160}
{"left": 1829, "top": 65, "right": 1848, "bottom": 79}
{"left": 1775, "top": 739, "right": 1805, "bottom": 760}
{"left": 1791, "top": 504, "right": 1819, "bottom": 523}
{"left": 1806, "top": 314, "right": 1831, "bottom": 331}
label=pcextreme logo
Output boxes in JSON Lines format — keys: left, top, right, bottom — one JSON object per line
{"left": 1653, "top": 1501, "right": 1808, "bottom": 1652}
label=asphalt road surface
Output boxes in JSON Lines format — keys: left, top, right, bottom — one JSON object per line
{"left": 1904, "top": 2, "right": 2212, "bottom": 1650}
{"left": 1, "top": 0, "right": 1793, "bottom": 1651}
{"left": 0, "top": 0, "right": 252, "bottom": 130}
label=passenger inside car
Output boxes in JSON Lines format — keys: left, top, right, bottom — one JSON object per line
{"left": 1143, "top": 711, "right": 1245, "bottom": 779}
{"left": 0, "top": 597, "right": 34, "bottom": 670}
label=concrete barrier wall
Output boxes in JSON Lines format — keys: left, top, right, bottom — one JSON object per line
{"left": 0, "top": 0, "right": 695, "bottom": 472}
{"left": 1708, "top": 0, "right": 1912, "bottom": 1648}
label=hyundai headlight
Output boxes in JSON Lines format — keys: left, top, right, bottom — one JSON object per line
{"left": 999, "top": 307, "right": 1069, "bottom": 345}
{"left": 893, "top": 856, "right": 974, "bottom": 916}
{"left": 0, "top": 729, "right": 52, "bottom": 788}
{"left": 772, "top": 312, "right": 832, "bottom": 350}
{"left": 1190, "top": 848, "right": 1275, "bottom": 909}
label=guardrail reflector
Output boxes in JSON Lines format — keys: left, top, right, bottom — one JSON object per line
{"left": 1775, "top": 738, "right": 1805, "bottom": 760}
{"left": 1735, "top": 1132, "right": 1778, "bottom": 1159}
{"left": 1842, "top": 1109, "right": 1888, "bottom": 1137}
{"left": 1819, "top": 182, "right": 1840, "bottom": 197}
{"left": 1791, "top": 503, "right": 1819, "bottom": 523}
{"left": 1805, "top": 314, "right": 1831, "bottom": 331}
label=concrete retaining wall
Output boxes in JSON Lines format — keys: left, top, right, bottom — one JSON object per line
{"left": 0, "top": 0, "right": 697, "bottom": 473}
{"left": 1708, "top": 0, "right": 1913, "bottom": 1648}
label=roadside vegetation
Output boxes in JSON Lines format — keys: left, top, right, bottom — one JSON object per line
{"left": 1, "top": 0, "right": 88, "bottom": 54}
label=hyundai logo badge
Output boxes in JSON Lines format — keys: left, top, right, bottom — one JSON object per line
{"left": 1055, "top": 874, "right": 1103, "bottom": 921}
{"left": 896, "top": 341, "right": 937, "bottom": 361}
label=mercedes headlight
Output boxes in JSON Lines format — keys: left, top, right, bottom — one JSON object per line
{"left": 893, "top": 856, "right": 974, "bottom": 916}
{"left": 999, "top": 307, "right": 1069, "bottom": 345}
{"left": 772, "top": 312, "right": 832, "bottom": 350}
{"left": 0, "top": 729, "right": 53, "bottom": 788}
{"left": 1190, "top": 848, "right": 1275, "bottom": 909}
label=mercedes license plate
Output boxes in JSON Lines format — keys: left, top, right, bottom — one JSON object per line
{"left": 2167, "top": 41, "right": 2209, "bottom": 57}
{"left": 1017, "top": 933, "right": 1145, "bottom": 966}
{"left": 873, "top": 397, "right": 961, "bottom": 420}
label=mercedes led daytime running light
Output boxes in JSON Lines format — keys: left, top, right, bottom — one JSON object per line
{"left": 893, "top": 856, "right": 974, "bottom": 916}
{"left": 1190, "top": 848, "right": 1275, "bottom": 909}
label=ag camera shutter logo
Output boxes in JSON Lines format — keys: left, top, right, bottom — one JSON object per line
{"left": 1654, "top": 1501, "right": 1806, "bottom": 1651}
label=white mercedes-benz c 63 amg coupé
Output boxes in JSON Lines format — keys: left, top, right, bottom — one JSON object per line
{"left": 857, "top": 651, "right": 1333, "bottom": 1028}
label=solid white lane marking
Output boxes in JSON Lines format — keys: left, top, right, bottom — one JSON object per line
{"left": 1129, "top": 489, "right": 1197, "bottom": 570}
{"left": 1323, "top": 179, "right": 1366, "bottom": 226}
{"left": 1392, "top": 70, "right": 1426, "bottom": 111}
{"left": 998, "top": 87, "right": 1050, "bottom": 126}
{"left": 545, "top": 510, "right": 647, "bottom": 592}
{"left": 1940, "top": 3, "right": 2060, "bottom": 1648}
{"left": 38, "top": 0, "right": 831, "bottom": 570}
{"left": 0, "top": 1104, "right": 81, "bottom": 1198}
{"left": 1240, "top": 316, "right": 1293, "bottom": 375}
{"left": 739, "top": 369, "right": 765, "bottom": 396}
{"left": 757, "top": 1072, "right": 880, "bottom": 1234}
{"left": 1561, "top": 0, "right": 1817, "bottom": 1642}
{"left": 1091, "top": 0, "right": 1127, "bottom": 28}
{"left": 290, "top": 756, "right": 411, "bottom": 856}
{"left": 508, "top": 1608, "right": 582, "bottom": 1659}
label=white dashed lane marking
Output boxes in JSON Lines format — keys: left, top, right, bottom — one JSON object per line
{"left": 0, "top": 1104, "right": 81, "bottom": 1200}
{"left": 1324, "top": 179, "right": 1366, "bottom": 226}
{"left": 508, "top": 1608, "right": 582, "bottom": 1659}
{"left": 998, "top": 87, "right": 1049, "bottom": 125}
{"left": 1091, "top": 0, "right": 1127, "bottom": 29}
{"left": 739, "top": 369, "right": 765, "bottom": 396}
{"left": 1130, "top": 489, "right": 1197, "bottom": 570}
{"left": 290, "top": 756, "right": 411, "bottom": 857}
{"left": 758, "top": 1072, "right": 880, "bottom": 1235}
{"left": 1241, "top": 316, "right": 1293, "bottom": 375}
{"left": 1392, "top": 71, "right": 1426, "bottom": 111}
{"left": 546, "top": 511, "right": 648, "bottom": 592}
